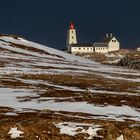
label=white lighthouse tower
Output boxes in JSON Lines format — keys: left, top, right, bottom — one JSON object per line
{"left": 66, "top": 22, "right": 77, "bottom": 52}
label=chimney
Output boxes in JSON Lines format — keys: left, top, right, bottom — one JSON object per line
{"left": 106, "top": 33, "right": 109, "bottom": 38}
{"left": 110, "top": 33, "right": 113, "bottom": 37}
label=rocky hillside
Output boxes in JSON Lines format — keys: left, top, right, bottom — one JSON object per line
{"left": 118, "top": 51, "right": 140, "bottom": 69}
{"left": 77, "top": 49, "right": 130, "bottom": 65}
{"left": 0, "top": 35, "right": 140, "bottom": 140}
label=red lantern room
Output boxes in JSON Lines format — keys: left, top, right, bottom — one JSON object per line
{"left": 69, "top": 22, "right": 75, "bottom": 29}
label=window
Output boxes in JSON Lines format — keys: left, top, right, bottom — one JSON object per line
{"left": 112, "top": 40, "right": 116, "bottom": 42}
{"left": 72, "top": 37, "right": 74, "bottom": 39}
{"left": 83, "top": 48, "right": 85, "bottom": 50}
{"left": 72, "top": 31, "right": 74, "bottom": 33}
{"left": 79, "top": 48, "right": 81, "bottom": 50}
{"left": 87, "top": 48, "right": 89, "bottom": 50}
{"left": 91, "top": 48, "right": 92, "bottom": 50}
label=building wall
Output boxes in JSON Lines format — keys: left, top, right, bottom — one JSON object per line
{"left": 71, "top": 47, "right": 94, "bottom": 54}
{"left": 66, "top": 29, "right": 77, "bottom": 45}
{"left": 136, "top": 47, "right": 140, "bottom": 51}
{"left": 95, "top": 47, "right": 109, "bottom": 53}
{"left": 108, "top": 37, "right": 120, "bottom": 52}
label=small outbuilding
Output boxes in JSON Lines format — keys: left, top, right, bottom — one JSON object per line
{"left": 94, "top": 43, "right": 109, "bottom": 53}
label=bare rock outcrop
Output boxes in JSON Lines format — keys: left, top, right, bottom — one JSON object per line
{"left": 118, "top": 51, "right": 140, "bottom": 69}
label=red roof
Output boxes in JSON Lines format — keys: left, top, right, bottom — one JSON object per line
{"left": 69, "top": 22, "right": 75, "bottom": 29}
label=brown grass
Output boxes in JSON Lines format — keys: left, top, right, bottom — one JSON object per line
{"left": 20, "top": 73, "right": 140, "bottom": 93}
{"left": 0, "top": 110, "right": 140, "bottom": 140}
{"left": 10, "top": 43, "right": 50, "bottom": 55}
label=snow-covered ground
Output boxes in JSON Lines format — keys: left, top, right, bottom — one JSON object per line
{"left": 0, "top": 35, "right": 139, "bottom": 78}
{"left": 0, "top": 35, "right": 140, "bottom": 124}
{"left": 0, "top": 87, "right": 140, "bottom": 122}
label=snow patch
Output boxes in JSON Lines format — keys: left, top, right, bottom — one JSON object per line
{"left": 0, "top": 87, "right": 140, "bottom": 122}
{"left": 55, "top": 122, "right": 102, "bottom": 139}
{"left": 8, "top": 127, "right": 24, "bottom": 139}
{"left": 18, "top": 37, "right": 28, "bottom": 42}
{"left": 117, "top": 135, "right": 124, "bottom": 140}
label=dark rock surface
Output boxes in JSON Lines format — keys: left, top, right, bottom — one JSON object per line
{"left": 118, "top": 51, "right": 140, "bottom": 69}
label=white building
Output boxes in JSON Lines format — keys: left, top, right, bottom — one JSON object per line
{"left": 66, "top": 23, "right": 120, "bottom": 54}
{"left": 66, "top": 23, "right": 94, "bottom": 54}
{"left": 94, "top": 43, "right": 109, "bottom": 53}
{"left": 103, "top": 34, "right": 120, "bottom": 52}
{"left": 136, "top": 47, "right": 140, "bottom": 51}
{"left": 70, "top": 44, "right": 94, "bottom": 54}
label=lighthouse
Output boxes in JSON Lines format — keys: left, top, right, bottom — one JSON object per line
{"left": 65, "top": 23, "right": 120, "bottom": 54}
{"left": 66, "top": 22, "right": 77, "bottom": 52}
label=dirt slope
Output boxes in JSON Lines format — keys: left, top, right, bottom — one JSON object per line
{"left": 0, "top": 35, "right": 139, "bottom": 140}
